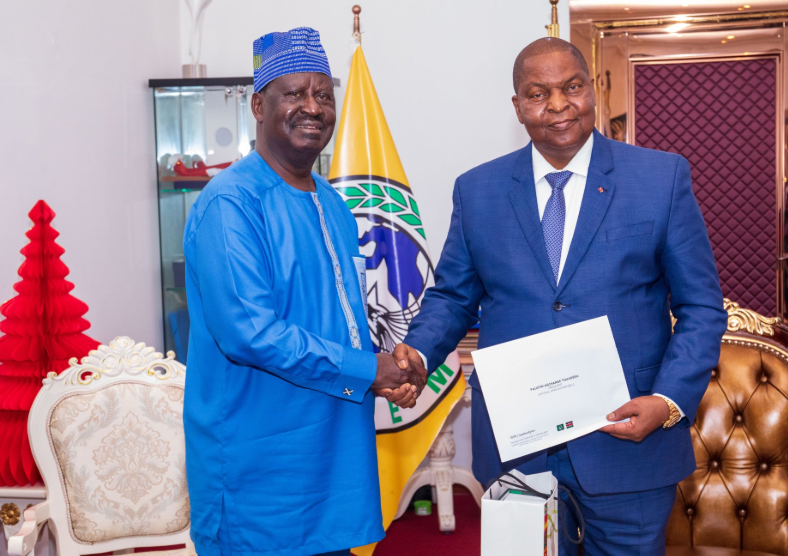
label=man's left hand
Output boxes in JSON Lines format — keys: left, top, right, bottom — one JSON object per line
{"left": 372, "top": 348, "right": 428, "bottom": 409}
{"left": 599, "top": 396, "right": 671, "bottom": 442}
{"left": 374, "top": 383, "right": 419, "bottom": 409}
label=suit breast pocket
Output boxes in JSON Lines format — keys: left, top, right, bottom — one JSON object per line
{"left": 606, "top": 221, "right": 654, "bottom": 242}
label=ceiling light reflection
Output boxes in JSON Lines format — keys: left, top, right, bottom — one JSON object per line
{"left": 665, "top": 23, "right": 690, "bottom": 33}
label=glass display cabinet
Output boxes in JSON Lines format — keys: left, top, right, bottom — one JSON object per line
{"left": 149, "top": 77, "right": 336, "bottom": 360}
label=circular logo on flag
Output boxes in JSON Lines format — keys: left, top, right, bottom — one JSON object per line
{"left": 330, "top": 176, "right": 434, "bottom": 353}
{"left": 332, "top": 174, "right": 462, "bottom": 433}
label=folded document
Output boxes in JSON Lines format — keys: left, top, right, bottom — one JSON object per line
{"left": 471, "top": 316, "right": 631, "bottom": 462}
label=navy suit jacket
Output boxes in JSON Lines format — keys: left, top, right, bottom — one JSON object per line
{"left": 404, "top": 130, "right": 727, "bottom": 494}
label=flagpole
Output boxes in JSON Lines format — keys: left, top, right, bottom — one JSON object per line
{"left": 546, "top": 0, "right": 560, "bottom": 37}
{"left": 330, "top": 13, "right": 478, "bottom": 547}
{"left": 352, "top": 5, "right": 362, "bottom": 44}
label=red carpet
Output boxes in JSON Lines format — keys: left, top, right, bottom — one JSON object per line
{"left": 373, "top": 489, "right": 481, "bottom": 556}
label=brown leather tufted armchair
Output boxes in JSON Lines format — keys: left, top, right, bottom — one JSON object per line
{"left": 665, "top": 300, "right": 787, "bottom": 556}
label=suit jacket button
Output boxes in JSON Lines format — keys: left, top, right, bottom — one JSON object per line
{"left": 553, "top": 301, "right": 563, "bottom": 311}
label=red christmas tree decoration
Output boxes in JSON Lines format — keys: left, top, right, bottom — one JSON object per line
{"left": 0, "top": 201, "right": 99, "bottom": 486}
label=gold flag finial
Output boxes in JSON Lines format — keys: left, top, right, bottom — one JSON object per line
{"left": 353, "top": 5, "right": 362, "bottom": 44}
{"left": 546, "top": 0, "right": 560, "bottom": 37}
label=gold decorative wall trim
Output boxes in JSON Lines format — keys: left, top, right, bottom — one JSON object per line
{"left": 594, "top": 10, "right": 788, "bottom": 30}
{"left": 724, "top": 298, "right": 781, "bottom": 337}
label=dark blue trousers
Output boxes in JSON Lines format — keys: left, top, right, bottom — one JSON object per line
{"left": 547, "top": 447, "right": 676, "bottom": 555}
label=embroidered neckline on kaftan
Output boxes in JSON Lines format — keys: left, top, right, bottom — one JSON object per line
{"left": 311, "top": 192, "right": 363, "bottom": 350}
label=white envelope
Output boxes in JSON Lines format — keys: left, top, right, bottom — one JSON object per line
{"left": 471, "top": 316, "right": 631, "bottom": 462}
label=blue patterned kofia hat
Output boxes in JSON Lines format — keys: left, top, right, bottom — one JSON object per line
{"left": 253, "top": 27, "right": 333, "bottom": 93}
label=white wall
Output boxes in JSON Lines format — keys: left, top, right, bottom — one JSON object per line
{"left": 183, "top": 0, "right": 570, "bottom": 260}
{"left": 0, "top": 0, "right": 182, "bottom": 349}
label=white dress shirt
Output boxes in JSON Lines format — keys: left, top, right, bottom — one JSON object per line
{"left": 533, "top": 133, "right": 594, "bottom": 283}
{"left": 415, "top": 134, "right": 684, "bottom": 420}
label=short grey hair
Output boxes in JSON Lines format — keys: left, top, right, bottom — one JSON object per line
{"left": 513, "top": 37, "right": 590, "bottom": 92}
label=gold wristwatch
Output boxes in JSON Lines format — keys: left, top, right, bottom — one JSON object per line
{"left": 656, "top": 395, "right": 682, "bottom": 428}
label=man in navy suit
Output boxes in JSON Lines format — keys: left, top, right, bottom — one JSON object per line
{"left": 394, "top": 38, "right": 727, "bottom": 554}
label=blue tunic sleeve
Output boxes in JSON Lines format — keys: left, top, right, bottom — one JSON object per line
{"left": 187, "top": 194, "right": 377, "bottom": 402}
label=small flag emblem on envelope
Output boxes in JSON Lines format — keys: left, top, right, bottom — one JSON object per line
{"left": 566, "top": 421, "right": 574, "bottom": 428}
{"left": 556, "top": 424, "right": 565, "bottom": 431}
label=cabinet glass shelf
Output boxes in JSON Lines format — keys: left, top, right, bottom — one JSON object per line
{"left": 149, "top": 77, "right": 336, "bottom": 361}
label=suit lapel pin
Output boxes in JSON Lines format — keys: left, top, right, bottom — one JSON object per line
{"left": 598, "top": 187, "right": 605, "bottom": 193}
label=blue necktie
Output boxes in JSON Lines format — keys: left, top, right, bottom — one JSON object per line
{"left": 542, "top": 171, "right": 572, "bottom": 284}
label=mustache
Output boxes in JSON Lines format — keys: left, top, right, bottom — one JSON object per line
{"left": 290, "top": 116, "right": 325, "bottom": 130}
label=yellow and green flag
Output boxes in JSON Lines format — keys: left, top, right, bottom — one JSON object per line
{"left": 329, "top": 45, "right": 466, "bottom": 556}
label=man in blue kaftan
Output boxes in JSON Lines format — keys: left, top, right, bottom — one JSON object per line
{"left": 182, "top": 28, "right": 426, "bottom": 556}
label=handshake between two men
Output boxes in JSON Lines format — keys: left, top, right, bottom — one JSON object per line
{"left": 371, "top": 343, "right": 430, "bottom": 409}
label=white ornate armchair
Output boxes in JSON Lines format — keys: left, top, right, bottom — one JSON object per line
{"left": 8, "top": 337, "right": 193, "bottom": 556}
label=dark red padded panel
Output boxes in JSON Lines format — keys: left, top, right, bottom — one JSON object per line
{"left": 634, "top": 58, "right": 778, "bottom": 316}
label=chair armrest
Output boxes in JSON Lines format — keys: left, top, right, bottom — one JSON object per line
{"left": 8, "top": 500, "right": 50, "bottom": 556}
